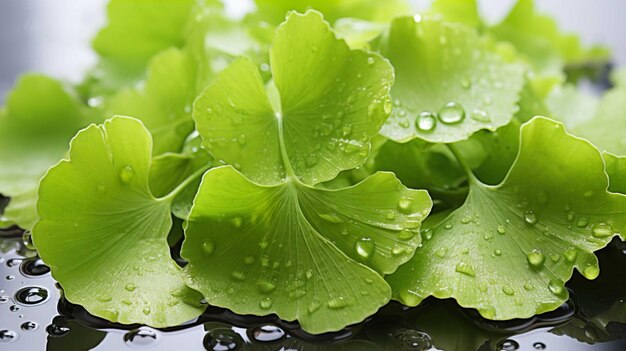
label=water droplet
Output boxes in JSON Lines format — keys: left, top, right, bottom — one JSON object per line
{"left": 252, "top": 325, "right": 285, "bottom": 342}
{"left": 20, "top": 321, "right": 37, "bottom": 331}
{"left": 415, "top": 112, "right": 437, "bottom": 132}
{"left": 0, "top": 296, "right": 8, "bottom": 304}
{"left": 592, "top": 223, "right": 613, "bottom": 238}
{"left": 497, "top": 226, "right": 506, "bottom": 234}
{"left": 0, "top": 330, "right": 17, "bottom": 343}
{"left": 455, "top": 262, "right": 475, "bottom": 277}
{"left": 123, "top": 327, "right": 159, "bottom": 348}
{"left": 289, "top": 289, "right": 306, "bottom": 299}
{"left": 355, "top": 238, "right": 375, "bottom": 261}
{"left": 413, "top": 14, "right": 422, "bottom": 23}
{"left": 367, "top": 57, "right": 375, "bottom": 66}
{"left": 502, "top": 286, "right": 515, "bottom": 296}
{"left": 438, "top": 102, "right": 465, "bottom": 124}
{"left": 524, "top": 211, "right": 538, "bottom": 225}
{"left": 142, "top": 307, "right": 151, "bottom": 315}
{"left": 524, "top": 282, "right": 535, "bottom": 291}
{"left": 582, "top": 264, "right": 600, "bottom": 279}
{"left": 327, "top": 297, "right": 348, "bottom": 309}
{"left": 319, "top": 213, "right": 344, "bottom": 223}
{"left": 527, "top": 250, "right": 545, "bottom": 268}
{"left": 397, "top": 198, "right": 413, "bottom": 213}
{"left": 533, "top": 342, "right": 546, "bottom": 350}
{"left": 21, "top": 231, "right": 35, "bottom": 250}
{"left": 230, "top": 217, "right": 243, "bottom": 228}
{"left": 204, "top": 329, "right": 239, "bottom": 351}
{"left": 119, "top": 165, "right": 135, "bottom": 184}
{"left": 244, "top": 256, "right": 255, "bottom": 264}
{"left": 230, "top": 271, "right": 245, "bottom": 281}
{"left": 46, "top": 323, "right": 69, "bottom": 337}
{"left": 6, "top": 275, "right": 14, "bottom": 280}
{"left": 444, "top": 223, "right": 453, "bottom": 230}
{"left": 260, "top": 297, "right": 273, "bottom": 309}
{"left": 308, "top": 300, "right": 322, "bottom": 313}
{"left": 96, "top": 294, "right": 112, "bottom": 302}
{"left": 394, "top": 329, "right": 432, "bottom": 351}
{"left": 6, "top": 258, "right": 23, "bottom": 267}
{"left": 548, "top": 279, "right": 565, "bottom": 296}
{"left": 494, "top": 249, "right": 502, "bottom": 256}
{"left": 9, "top": 305, "right": 19, "bottom": 312}
{"left": 470, "top": 109, "right": 490, "bottom": 122}
{"left": 202, "top": 240, "right": 216, "bottom": 255}
{"left": 564, "top": 247, "right": 578, "bottom": 262}
{"left": 125, "top": 284, "right": 136, "bottom": 292}
{"left": 20, "top": 258, "right": 50, "bottom": 276}
{"left": 15, "top": 287, "right": 49, "bottom": 306}
{"left": 256, "top": 281, "right": 276, "bottom": 294}
{"left": 566, "top": 211, "right": 576, "bottom": 222}
{"left": 498, "top": 339, "right": 519, "bottom": 350}
{"left": 576, "top": 218, "right": 588, "bottom": 228}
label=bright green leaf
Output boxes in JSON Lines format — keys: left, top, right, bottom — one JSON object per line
{"left": 387, "top": 117, "right": 626, "bottom": 320}
{"left": 182, "top": 166, "right": 431, "bottom": 333}
{"left": 429, "top": 0, "right": 482, "bottom": 29}
{"left": 0, "top": 74, "right": 90, "bottom": 229}
{"left": 106, "top": 48, "right": 197, "bottom": 155}
{"left": 604, "top": 153, "right": 626, "bottom": 195}
{"left": 193, "top": 11, "right": 394, "bottom": 185}
{"left": 33, "top": 117, "right": 205, "bottom": 327}
{"left": 545, "top": 84, "right": 598, "bottom": 128}
{"left": 378, "top": 17, "right": 525, "bottom": 143}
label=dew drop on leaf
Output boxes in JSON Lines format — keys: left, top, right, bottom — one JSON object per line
{"left": 455, "top": 262, "right": 475, "bottom": 277}
{"left": 354, "top": 238, "right": 375, "bottom": 261}
{"left": 438, "top": 102, "right": 465, "bottom": 124}
{"left": 469, "top": 109, "right": 490, "bottom": 123}
{"left": 582, "top": 264, "right": 600, "bottom": 279}
{"left": 564, "top": 247, "right": 578, "bottom": 262}
{"left": 319, "top": 213, "right": 344, "bottom": 223}
{"left": 125, "top": 284, "right": 136, "bottom": 292}
{"left": 526, "top": 250, "right": 545, "bottom": 268}
{"left": 591, "top": 223, "right": 613, "bottom": 238}
{"left": 548, "top": 279, "right": 565, "bottom": 296}
{"left": 398, "top": 229, "right": 414, "bottom": 240}
{"left": 576, "top": 218, "right": 588, "bottom": 228}
{"left": 415, "top": 112, "right": 437, "bottom": 132}
{"left": 119, "top": 165, "right": 135, "bottom": 184}
{"left": 327, "top": 297, "right": 348, "bottom": 309}
{"left": 259, "top": 297, "right": 273, "bottom": 309}
{"left": 524, "top": 211, "right": 538, "bottom": 225}
{"left": 497, "top": 225, "right": 506, "bottom": 234}
{"left": 256, "top": 281, "right": 276, "bottom": 294}
{"left": 502, "top": 286, "right": 515, "bottom": 296}
{"left": 202, "top": 240, "right": 216, "bottom": 255}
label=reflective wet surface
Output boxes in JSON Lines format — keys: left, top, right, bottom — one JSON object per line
{"left": 1, "top": 224, "right": 626, "bottom": 350}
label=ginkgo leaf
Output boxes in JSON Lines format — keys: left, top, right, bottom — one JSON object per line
{"left": 604, "top": 153, "right": 626, "bottom": 196}
{"left": 490, "top": 0, "right": 609, "bottom": 77}
{"left": 545, "top": 84, "right": 598, "bottom": 128}
{"left": 33, "top": 116, "right": 206, "bottom": 327}
{"left": 106, "top": 48, "right": 197, "bottom": 155}
{"left": 387, "top": 117, "right": 626, "bottom": 320}
{"left": 429, "top": 0, "right": 482, "bottom": 29}
{"left": 0, "top": 74, "right": 91, "bottom": 229}
{"left": 93, "top": 0, "right": 195, "bottom": 66}
{"left": 182, "top": 166, "right": 431, "bottom": 333}
{"left": 193, "top": 10, "right": 394, "bottom": 185}
{"left": 253, "top": 0, "right": 411, "bottom": 25}
{"left": 378, "top": 17, "right": 525, "bottom": 144}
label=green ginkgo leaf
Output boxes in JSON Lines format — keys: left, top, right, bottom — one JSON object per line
{"left": 604, "top": 153, "right": 626, "bottom": 195}
{"left": 193, "top": 10, "right": 394, "bottom": 185}
{"left": 429, "top": 0, "right": 482, "bottom": 29}
{"left": 106, "top": 48, "right": 197, "bottom": 155}
{"left": 33, "top": 116, "right": 206, "bottom": 327}
{"left": 0, "top": 74, "right": 91, "bottom": 229}
{"left": 182, "top": 166, "right": 431, "bottom": 333}
{"left": 387, "top": 117, "right": 626, "bottom": 320}
{"left": 378, "top": 17, "right": 525, "bottom": 144}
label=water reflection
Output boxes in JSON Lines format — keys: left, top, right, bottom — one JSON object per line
{"left": 1, "top": 228, "right": 626, "bottom": 350}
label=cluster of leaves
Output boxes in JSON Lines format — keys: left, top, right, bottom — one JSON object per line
{"left": 1, "top": 0, "right": 625, "bottom": 335}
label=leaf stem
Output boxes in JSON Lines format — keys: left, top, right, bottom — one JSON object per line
{"left": 447, "top": 144, "right": 481, "bottom": 186}
{"left": 159, "top": 165, "right": 211, "bottom": 203}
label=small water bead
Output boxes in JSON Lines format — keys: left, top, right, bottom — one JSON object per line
{"left": 498, "top": 339, "right": 520, "bottom": 351}
{"left": 494, "top": 249, "right": 502, "bottom": 256}
{"left": 469, "top": 109, "right": 490, "bottom": 123}
{"left": 354, "top": 238, "right": 375, "bottom": 261}
{"left": 455, "top": 262, "right": 475, "bottom": 277}
{"left": 203, "top": 240, "right": 216, "bottom": 255}
{"left": 6, "top": 258, "right": 23, "bottom": 267}
{"left": 119, "top": 165, "right": 135, "bottom": 184}
{"left": 123, "top": 327, "right": 159, "bottom": 349}
{"left": 9, "top": 305, "right": 20, "bottom": 312}
{"left": 524, "top": 211, "right": 538, "bottom": 225}
{"left": 319, "top": 213, "right": 344, "bottom": 223}
{"left": 125, "top": 284, "right": 137, "bottom": 292}
{"left": 22, "top": 231, "right": 35, "bottom": 250}
{"left": 576, "top": 218, "right": 588, "bottom": 228}
{"left": 502, "top": 286, "right": 515, "bottom": 296}
{"left": 251, "top": 325, "right": 285, "bottom": 342}
{"left": 564, "top": 248, "right": 578, "bottom": 262}
{"left": 460, "top": 216, "right": 471, "bottom": 224}
{"left": 582, "top": 264, "right": 600, "bottom": 279}
{"left": 444, "top": 223, "right": 453, "bottom": 230}
{"left": 497, "top": 226, "right": 506, "bottom": 234}
{"left": 204, "top": 329, "right": 239, "bottom": 351}
{"left": 20, "top": 321, "right": 38, "bottom": 331}
{"left": 260, "top": 297, "right": 273, "bottom": 309}
{"left": 256, "top": 281, "right": 276, "bottom": 294}
{"left": 533, "top": 342, "right": 546, "bottom": 350}
{"left": 435, "top": 247, "right": 448, "bottom": 258}
{"left": 394, "top": 329, "right": 432, "bottom": 351}
{"left": 305, "top": 154, "right": 319, "bottom": 168}
{"left": 6, "top": 275, "right": 15, "bottom": 280}
{"left": 438, "top": 102, "right": 465, "bottom": 124}
{"left": 230, "top": 271, "right": 245, "bottom": 281}
{"left": 15, "top": 286, "right": 49, "bottom": 305}
{"left": 327, "top": 297, "right": 348, "bottom": 309}
{"left": 20, "top": 258, "right": 50, "bottom": 276}
{"left": 527, "top": 251, "right": 545, "bottom": 268}
{"left": 0, "top": 330, "right": 17, "bottom": 343}
{"left": 415, "top": 112, "right": 437, "bottom": 132}
{"left": 367, "top": 57, "right": 375, "bottom": 66}
{"left": 548, "top": 279, "right": 565, "bottom": 296}
{"left": 46, "top": 323, "right": 70, "bottom": 337}
{"left": 0, "top": 296, "right": 8, "bottom": 303}
{"left": 591, "top": 223, "right": 613, "bottom": 238}
{"left": 96, "top": 295, "right": 112, "bottom": 302}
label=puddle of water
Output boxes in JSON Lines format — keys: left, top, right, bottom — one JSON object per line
{"left": 1, "top": 227, "right": 625, "bottom": 351}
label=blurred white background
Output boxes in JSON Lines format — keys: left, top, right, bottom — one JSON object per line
{"left": 0, "top": 0, "right": 625, "bottom": 100}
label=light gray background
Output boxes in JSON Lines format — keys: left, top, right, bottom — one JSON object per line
{"left": 0, "top": 0, "right": 625, "bottom": 100}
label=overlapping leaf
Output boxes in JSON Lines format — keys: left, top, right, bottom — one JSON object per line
{"left": 0, "top": 75, "right": 92, "bottom": 229}
{"left": 33, "top": 117, "right": 206, "bottom": 327}
{"left": 378, "top": 17, "right": 525, "bottom": 143}
{"left": 183, "top": 11, "right": 432, "bottom": 333}
{"left": 387, "top": 117, "right": 626, "bottom": 320}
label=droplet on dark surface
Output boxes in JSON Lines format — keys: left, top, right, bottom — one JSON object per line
{"left": 46, "top": 322, "right": 70, "bottom": 337}
{"left": 20, "top": 257, "right": 50, "bottom": 276}
{"left": 204, "top": 328, "right": 240, "bottom": 351}
{"left": 9, "top": 305, "right": 20, "bottom": 312}
{"left": 251, "top": 324, "right": 285, "bottom": 342}
{"left": 6, "top": 258, "right": 23, "bottom": 267}
{"left": 0, "top": 329, "right": 17, "bottom": 343}
{"left": 533, "top": 342, "right": 547, "bottom": 349}
{"left": 20, "top": 321, "right": 38, "bottom": 331}
{"left": 15, "top": 286, "right": 49, "bottom": 306}
{"left": 393, "top": 328, "right": 432, "bottom": 350}
{"left": 498, "top": 339, "right": 520, "bottom": 351}
{"left": 123, "top": 327, "right": 159, "bottom": 348}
